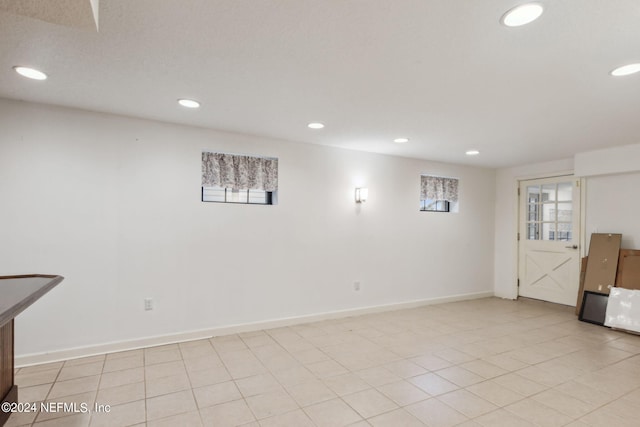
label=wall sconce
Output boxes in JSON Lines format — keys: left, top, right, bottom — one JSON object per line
{"left": 355, "top": 187, "right": 368, "bottom": 203}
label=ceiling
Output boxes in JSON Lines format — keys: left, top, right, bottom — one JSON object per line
{"left": 1, "top": 0, "right": 639, "bottom": 168}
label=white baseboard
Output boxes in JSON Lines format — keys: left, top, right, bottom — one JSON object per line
{"left": 16, "top": 290, "right": 494, "bottom": 367}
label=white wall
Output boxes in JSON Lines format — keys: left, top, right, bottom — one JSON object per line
{"left": 577, "top": 143, "right": 640, "bottom": 251}
{"left": 493, "top": 158, "right": 574, "bottom": 299}
{"left": 494, "top": 143, "right": 640, "bottom": 301}
{"left": 584, "top": 172, "right": 640, "bottom": 250}
{"left": 575, "top": 143, "right": 640, "bottom": 177}
{"left": 0, "top": 99, "right": 496, "bottom": 359}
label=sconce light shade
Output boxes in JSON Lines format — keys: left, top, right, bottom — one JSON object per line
{"left": 355, "top": 187, "right": 368, "bottom": 203}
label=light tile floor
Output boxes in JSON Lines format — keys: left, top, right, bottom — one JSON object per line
{"left": 8, "top": 297, "right": 640, "bottom": 427}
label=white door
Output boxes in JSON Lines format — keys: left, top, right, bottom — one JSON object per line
{"left": 518, "top": 176, "right": 581, "bottom": 306}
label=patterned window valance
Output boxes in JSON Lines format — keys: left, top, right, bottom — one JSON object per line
{"left": 420, "top": 175, "right": 459, "bottom": 202}
{"left": 202, "top": 152, "right": 278, "bottom": 191}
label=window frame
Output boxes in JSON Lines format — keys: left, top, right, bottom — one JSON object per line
{"left": 420, "top": 199, "right": 451, "bottom": 213}
{"left": 201, "top": 187, "right": 276, "bottom": 205}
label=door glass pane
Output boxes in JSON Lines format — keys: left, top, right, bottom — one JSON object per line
{"left": 542, "top": 204, "right": 555, "bottom": 222}
{"left": 527, "top": 186, "right": 540, "bottom": 203}
{"left": 556, "top": 202, "right": 572, "bottom": 221}
{"left": 527, "top": 223, "right": 539, "bottom": 240}
{"left": 541, "top": 184, "right": 556, "bottom": 202}
{"left": 557, "top": 222, "right": 572, "bottom": 241}
{"left": 542, "top": 222, "right": 556, "bottom": 240}
{"left": 557, "top": 182, "right": 572, "bottom": 201}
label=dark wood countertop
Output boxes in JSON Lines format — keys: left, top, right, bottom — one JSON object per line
{"left": 0, "top": 275, "right": 64, "bottom": 327}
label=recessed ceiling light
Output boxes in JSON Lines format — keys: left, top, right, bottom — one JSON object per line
{"left": 13, "top": 66, "right": 47, "bottom": 80}
{"left": 466, "top": 150, "right": 480, "bottom": 156}
{"left": 501, "top": 3, "right": 544, "bottom": 27}
{"left": 610, "top": 63, "right": 640, "bottom": 77}
{"left": 308, "top": 122, "right": 325, "bottom": 129}
{"left": 393, "top": 138, "right": 409, "bottom": 143}
{"left": 178, "top": 99, "right": 200, "bottom": 108}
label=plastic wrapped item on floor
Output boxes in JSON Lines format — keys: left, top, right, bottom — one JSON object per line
{"left": 604, "top": 287, "right": 640, "bottom": 334}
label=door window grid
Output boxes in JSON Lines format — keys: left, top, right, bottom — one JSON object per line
{"left": 526, "top": 182, "right": 573, "bottom": 241}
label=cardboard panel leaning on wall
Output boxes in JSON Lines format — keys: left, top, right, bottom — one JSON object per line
{"left": 575, "top": 256, "right": 588, "bottom": 315}
{"left": 616, "top": 250, "right": 640, "bottom": 290}
{"left": 583, "top": 233, "right": 621, "bottom": 295}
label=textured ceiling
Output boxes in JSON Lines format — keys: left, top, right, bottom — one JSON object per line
{"left": 0, "top": 0, "right": 98, "bottom": 30}
{"left": 1, "top": 0, "right": 640, "bottom": 168}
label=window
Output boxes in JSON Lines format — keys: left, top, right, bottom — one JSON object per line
{"left": 420, "top": 200, "right": 450, "bottom": 212}
{"left": 420, "top": 175, "right": 459, "bottom": 212}
{"left": 201, "top": 152, "right": 278, "bottom": 205}
{"left": 201, "top": 188, "right": 274, "bottom": 205}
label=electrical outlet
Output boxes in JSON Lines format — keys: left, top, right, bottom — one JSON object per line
{"left": 354, "top": 281, "right": 361, "bottom": 291}
{"left": 144, "top": 298, "right": 154, "bottom": 311}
